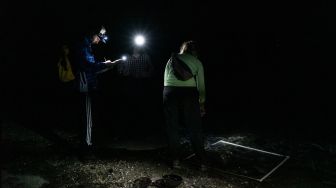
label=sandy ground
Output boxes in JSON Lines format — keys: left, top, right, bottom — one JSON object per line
{"left": 2, "top": 121, "right": 336, "bottom": 188}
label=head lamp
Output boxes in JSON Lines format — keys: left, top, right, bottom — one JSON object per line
{"left": 98, "top": 27, "right": 108, "bottom": 43}
{"left": 98, "top": 33, "right": 108, "bottom": 43}
{"left": 134, "top": 35, "right": 145, "bottom": 46}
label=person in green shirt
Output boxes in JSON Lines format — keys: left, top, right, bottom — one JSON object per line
{"left": 163, "top": 40, "right": 207, "bottom": 170}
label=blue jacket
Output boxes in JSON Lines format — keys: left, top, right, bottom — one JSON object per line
{"left": 73, "top": 37, "right": 107, "bottom": 92}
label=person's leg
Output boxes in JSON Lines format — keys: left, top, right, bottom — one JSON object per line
{"left": 85, "top": 93, "right": 93, "bottom": 146}
{"left": 137, "top": 78, "right": 155, "bottom": 138}
{"left": 78, "top": 92, "right": 94, "bottom": 155}
{"left": 163, "top": 87, "right": 181, "bottom": 164}
{"left": 121, "top": 77, "right": 134, "bottom": 138}
{"left": 131, "top": 79, "right": 143, "bottom": 138}
{"left": 78, "top": 92, "right": 86, "bottom": 146}
{"left": 63, "top": 81, "right": 76, "bottom": 130}
{"left": 90, "top": 90, "right": 102, "bottom": 146}
{"left": 182, "top": 89, "right": 206, "bottom": 163}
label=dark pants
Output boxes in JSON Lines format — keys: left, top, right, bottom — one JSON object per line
{"left": 119, "top": 77, "right": 153, "bottom": 138}
{"left": 57, "top": 81, "right": 76, "bottom": 130}
{"left": 163, "top": 86, "right": 206, "bottom": 162}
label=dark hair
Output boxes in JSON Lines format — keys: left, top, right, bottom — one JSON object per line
{"left": 83, "top": 24, "right": 105, "bottom": 37}
{"left": 179, "top": 41, "right": 199, "bottom": 57}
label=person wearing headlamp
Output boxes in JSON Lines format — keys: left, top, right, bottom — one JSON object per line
{"left": 117, "top": 34, "right": 155, "bottom": 139}
{"left": 73, "top": 25, "right": 119, "bottom": 160}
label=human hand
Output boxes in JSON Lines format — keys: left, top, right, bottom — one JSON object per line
{"left": 200, "top": 104, "right": 206, "bottom": 117}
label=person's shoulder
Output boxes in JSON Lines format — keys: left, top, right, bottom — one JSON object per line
{"left": 178, "top": 53, "right": 193, "bottom": 58}
{"left": 179, "top": 53, "right": 200, "bottom": 63}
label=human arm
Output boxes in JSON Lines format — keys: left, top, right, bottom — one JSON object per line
{"left": 96, "top": 59, "right": 123, "bottom": 74}
{"left": 200, "top": 103, "right": 206, "bottom": 117}
{"left": 196, "top": 62, "right": 206, "bottom": 116}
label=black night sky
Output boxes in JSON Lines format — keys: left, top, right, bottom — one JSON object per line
{"left": 3, "top": 0, "right": 334, "bottom": 135}
{"left": 1, "top": 0, "right": 336, "bottom": 186}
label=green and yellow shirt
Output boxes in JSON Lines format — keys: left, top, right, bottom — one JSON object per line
{"left": 164, "top": 53, "right": 206, "bottom": 105}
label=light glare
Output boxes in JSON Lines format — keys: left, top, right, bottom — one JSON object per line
{"left": 134, "top": 35, "right": 145, "bottom": 46}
